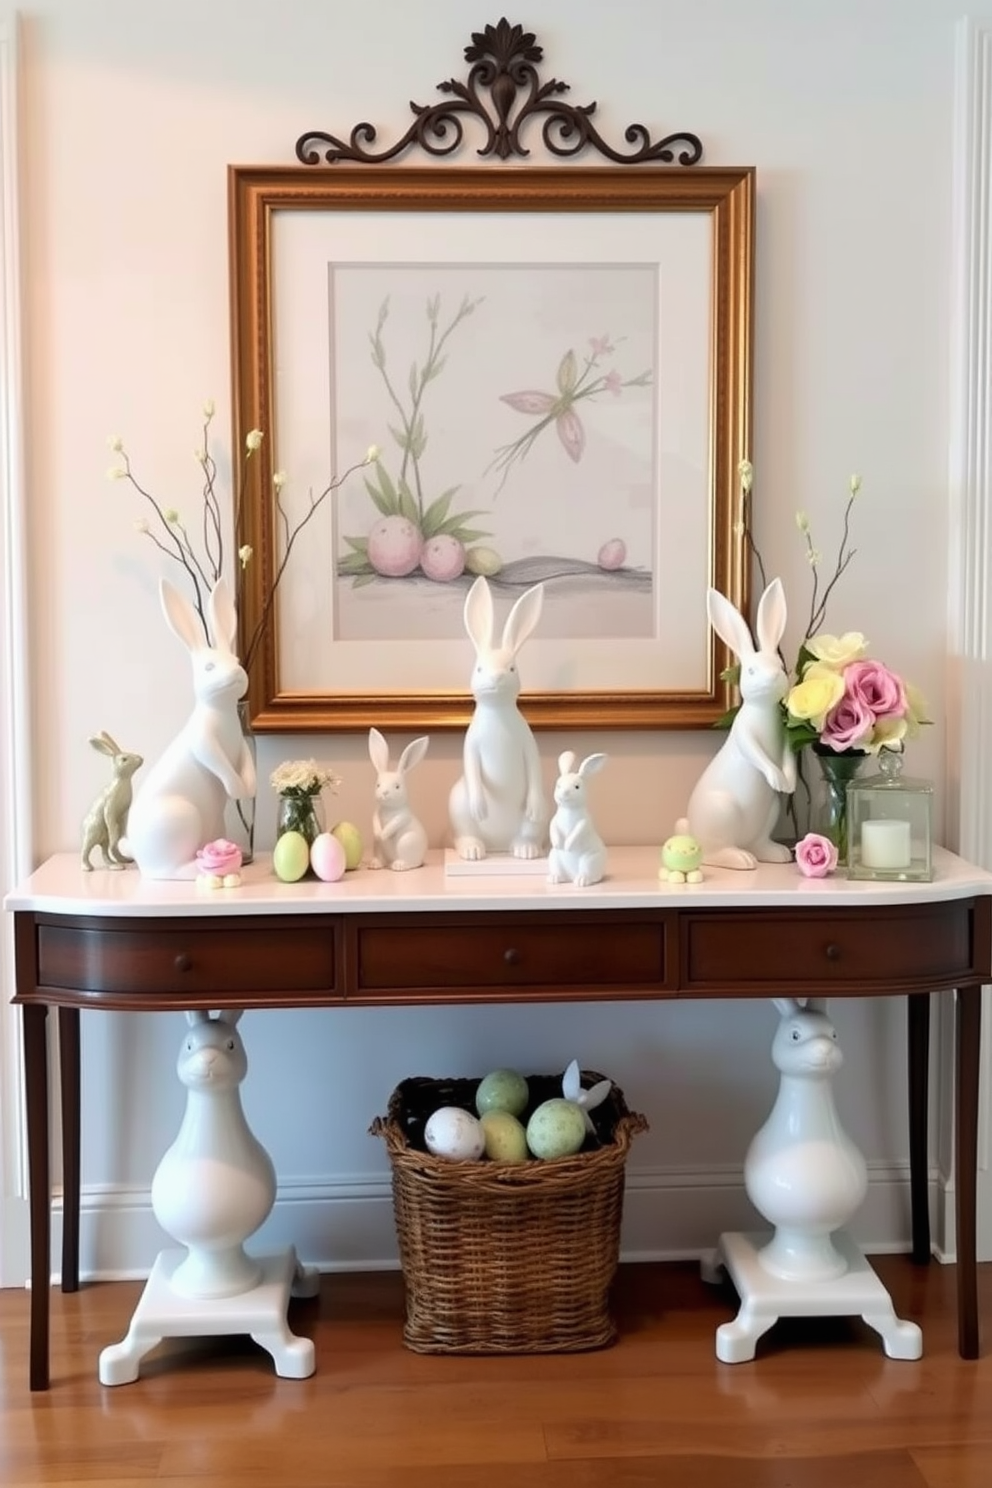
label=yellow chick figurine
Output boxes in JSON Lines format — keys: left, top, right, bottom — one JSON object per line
{"left": 659, "top": 833, "right": 704, "bottom": 884}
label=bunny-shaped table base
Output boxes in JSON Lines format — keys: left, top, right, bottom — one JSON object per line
{"left": 99, "top": 1011, "right": 319, "bottom": 1385}
{"left": 701, "top": 997, "right": 922, "bottom": 1363}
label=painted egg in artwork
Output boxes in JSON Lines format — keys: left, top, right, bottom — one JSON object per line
{"left": 367, "top": 516, "right": 423, "bottom": 577}
{"left": 597, "top": 538, "right": 627, "bottom": 571}
{"left": 465, "top": 545, "right": 503, "bottom": 577}
{"left": 420, "top": 534, "right": 466, "bottom": 582}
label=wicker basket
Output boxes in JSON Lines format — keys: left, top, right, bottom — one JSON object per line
{"left": 370, "top": 1071, "right": 648, "bottom": 1354}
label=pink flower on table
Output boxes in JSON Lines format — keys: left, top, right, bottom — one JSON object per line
{"left": 795, "top": 833, "right": 839, "bottom": 878}
{"left": 843, "top": 659, "right": 907, "bottom": 721}
{"left": 819, "top": 693, "right": 875, "bottom": 751}
{"left": 195, "top": 839, "right": 243, "bottom": 876}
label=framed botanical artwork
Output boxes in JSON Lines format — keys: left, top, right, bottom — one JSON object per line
{"left": 229, "top": 27, "right": 754, "bottom": 733}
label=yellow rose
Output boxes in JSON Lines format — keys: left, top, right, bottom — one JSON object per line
{"left": 805, "top": 631, "right": 869, "bottom": 669}
{"left": 904, "top": 682, "right": 930, "bottom": 734}
{"left": 867, "top": 717, "right": 908, "bottom": 753}
{"left": 786, "top": 663, "right": 845, "bottom": 727}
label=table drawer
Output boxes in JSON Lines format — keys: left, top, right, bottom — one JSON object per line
{"left": 682, "top": 903, "right": 975, "bottom": 993}
{"left": 351, "top": 913, "right": 669, "bottom": 997}
{"left": 36, "top": 920, "right": 338, "bottom": 997}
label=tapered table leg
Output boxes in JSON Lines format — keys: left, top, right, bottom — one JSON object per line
{"left": 955, "top": 983, "right": 981, "bottom": 1359}
{"left": 907, "top": 992, "right": 931, "bottom": 1264}
{"left": 23, "top": 1004, "right": 51, "bottom": 1391}
{"left": 58, "top": 1006, "right": 81, "bottom": 1293}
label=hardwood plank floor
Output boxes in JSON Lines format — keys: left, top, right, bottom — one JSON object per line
{"left": 1, "top": 1255, "right": 991, "bottom": 1486}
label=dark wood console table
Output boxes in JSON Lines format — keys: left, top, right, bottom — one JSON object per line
{"left": 6, "top": 846, "right": 992, "bottom": 1389}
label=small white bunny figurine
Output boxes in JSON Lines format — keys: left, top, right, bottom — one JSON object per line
{"left": 448, "top": 576, "right": 548, "bottom": 860}
{"left": 125, "top": 578, "right": 256, "bottom": 880}
{"left": 368, "top": 726, "right": 430, "bottom": 871}
{"left": 547, "top": 750, "right": 608, "bottom": 886}
{"left": 745, "top": 997, "right": 868, "bottom": 1283}
{"left": 682, "top": 577, "right": 796, "bottom": 869}
{"left": 562, "top": 1059, "right": 612, "bottom": 1134}
{"left": 80, "top": 731, "right": 143, "bottom": 871}
{"left": 150, "top": 1010, "right": 277, "bottom": 1300}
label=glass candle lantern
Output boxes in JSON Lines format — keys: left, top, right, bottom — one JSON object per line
{"left": 846, "top": 749, "right": 933, "bottom": 882}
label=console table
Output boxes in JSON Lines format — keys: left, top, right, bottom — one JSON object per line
{"left": 6, "top": 845, "right": 992, "bottom": 1390}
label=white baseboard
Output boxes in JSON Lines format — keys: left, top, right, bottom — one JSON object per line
{"left": 30, "top": 1161, "right": 948, "bottom": 1287}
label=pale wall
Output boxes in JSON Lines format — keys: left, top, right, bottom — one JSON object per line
{"left": 10, "top": 0, "right": 973, "bottom": 1272}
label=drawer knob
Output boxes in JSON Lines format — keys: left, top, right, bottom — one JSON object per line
{"left": 174, "top": 953, "right": 193, "bottom": 973}
{"left": 825, "top": 943, "right": 841, "bottom": 962}
{"left": 504, "top": 947, "right": 521, "bottom": 966}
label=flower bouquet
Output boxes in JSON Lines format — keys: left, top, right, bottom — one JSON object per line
{"left": 733, "top": 464, "right": 930, "bottom": 857}
{"left": 271, "top": 759, "right": 340, "bottom": 847}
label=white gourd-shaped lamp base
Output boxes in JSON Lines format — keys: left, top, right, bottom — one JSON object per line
{"left": 701, "top": 997, "right": 922, "bottom": 1363}
{"left": 98, "top": 1011, "right": 319, "bottom": 1385}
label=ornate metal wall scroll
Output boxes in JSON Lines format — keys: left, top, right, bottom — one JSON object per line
{"left": 295, "top": 17, "right": 703, "bottom": 168}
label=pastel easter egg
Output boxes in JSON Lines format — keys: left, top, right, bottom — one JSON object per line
{"left": 420, "top": 534, "right": 466, "bottom": 582}
{"left": 476, "top": 1068, "right": 529, "bottom": 1118}
{"left": 597, "top": 538, "right": 627, "bottom": 570}
{"left": 424, "top": 1106, "right": 486, "bottom": 1162}
{"left": 331, "top": 820, "right": 363, "bottom": 870}
{"left": 310, "top": 831, "right": 347, "bottom": 883}
{"left": 272, "top": 830, "right": 311, "bottom": 883}
{"left": 479, "top": 1110, "right": 529, "bottom": 1163}
{"left": 366, "top": 516, "right": 423, "bottom": 578}
{"left": 526, "top": 1098, "right": 587, "bottom": 1160}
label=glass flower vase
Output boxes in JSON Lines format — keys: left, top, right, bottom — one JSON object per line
{"left": 223, "top": 699, "right": 257, "bottom": 865}
{"left": 811, "top": 746, "right": 867, "bottom": 864}
{"left": 276, "top": 791, "right": 326, "bottom": 847}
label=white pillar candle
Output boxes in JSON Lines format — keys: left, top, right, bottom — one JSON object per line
{"left": 861, "top": 819, "right": 912, "bottom": 870}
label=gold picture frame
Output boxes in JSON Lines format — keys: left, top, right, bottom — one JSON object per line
{"left": 229, "top": 162, "right": 754, "bottom": 733}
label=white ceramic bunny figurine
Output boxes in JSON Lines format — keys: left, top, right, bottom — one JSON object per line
{"left": 80, "top": 731, "right": 144, "bottom": 871}
{"left": 126, "top": 578, "right": 256, "bottom": 880}
{"left": 745, "top": 997, "right": 867, "bottom": 1283}
{"left": 448, "top": 576, "right": 547, "bottom": 860}
{"left": 368, "top": 726, "right": 430, "bottom": 871}
{"left": 547, "top": 750, "right": 608, "bottom": 886}
{"left": 150, "top": 1010, "right": 277, "bottom": 1300}
{"left": 682, "top": 577, "right": 796, "bottom": 869}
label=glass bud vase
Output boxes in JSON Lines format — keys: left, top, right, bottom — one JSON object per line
{"left": 811, "top": 745, "right": 867, "bottom": 864}
{"left": 224, "top": 698, "right": 257, "bottom": 865}
{"left": 276, "top": 791, "right": 326, "bottom": 847}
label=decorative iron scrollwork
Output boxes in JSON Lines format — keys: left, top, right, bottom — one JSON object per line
{"left": 295, "top": 18, "right": 702, "bottom": 167}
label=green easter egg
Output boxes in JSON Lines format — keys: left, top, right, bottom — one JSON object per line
{"left": 475, "top": 1068, "right": 529, "bottom": 1118}
{"left": 479, "top": 1110, "right": 529, "bottom": 1163}
{"left": 273, "top": 830, "right": 310, "bottom": 883}
{"left": 525, "top": 1098, "right": 587, "bottom": 1160}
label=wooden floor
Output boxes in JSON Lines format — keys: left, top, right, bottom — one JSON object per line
{"left": 1, "top": 1255, "right": 991, "bottom": 1486}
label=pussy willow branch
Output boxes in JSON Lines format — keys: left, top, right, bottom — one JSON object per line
{"left": 241, "top": 453, "right": 372, "bottom": 674}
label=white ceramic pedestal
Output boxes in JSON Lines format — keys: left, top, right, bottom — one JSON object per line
{"left": 98, "top": 1245, "right": 320, "bottom": 1386}
{"left": 702, "top": 1230, "right": 922, "bottom": 1363}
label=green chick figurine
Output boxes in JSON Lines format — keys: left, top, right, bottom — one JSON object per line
{"left": 660, "top": 833, "right": 704, "bottom": 884}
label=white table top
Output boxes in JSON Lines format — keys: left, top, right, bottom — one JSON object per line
{"left": 5, "top": 846, "right": 992, "bottom": 919}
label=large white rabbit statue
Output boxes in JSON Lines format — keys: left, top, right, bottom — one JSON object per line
{"left": 682, "top": 577, "right": 796, "bottom": 869}
{"left": 745, "top": 997, "right": 868, "bottom": 1283}
{"left": 126, "top": 577, "right": 256, "bottom": 880}
{"left": 449, "top": 576, "right": 547, "bottom": 860}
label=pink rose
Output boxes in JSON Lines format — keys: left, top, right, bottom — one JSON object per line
{"left": 843, "top": 659, "right": 907, "bottom": 721}
{"left": 196, "top": 839, "right": 243, "bottom": 875}
{"left": 795, "top": 833, "right": 839, "bottom": 878}
{"left": 819, "top": 692, "right": 875, "bottom": 751}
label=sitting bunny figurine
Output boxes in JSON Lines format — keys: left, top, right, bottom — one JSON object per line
{"left": 449, "top": 576, "right": 547, "bottom": 860}
{"left": 682, "top": 577, "right": 796, "bottom": 869}
{"left": 547, "top": 750, "right": 608, "bottom": 887}
{"left": 80, "top": 731, "right": 143, "bottom": 871}
{"left": 125, "top": 577, "right": 256, "bottom": 880}
{"left": 368, "top": 726, "right": 430, "bottom": 871}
